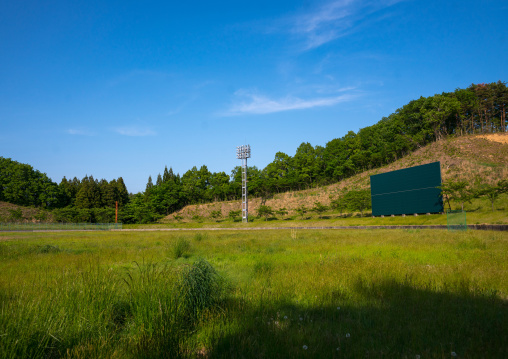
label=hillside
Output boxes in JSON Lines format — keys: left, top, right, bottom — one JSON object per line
{"left": 0, "top": 201, "right": 53, "bottom": 223}
{"left": 164, "top": 134, "right": 508, "bottom": 221}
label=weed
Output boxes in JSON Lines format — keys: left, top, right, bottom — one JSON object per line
{"left": 37, "top": 244, "right": 61, "bottom": 254}
{"left": 173, "top": 238, "right": 191, "bottom": 259}
{"left": 253, "top": 260, "right": 273, "bottom": 276}
{"left": 194, "top": 233, "right": 208, "bottom": 242}
{"left": 457, "top": 237, "right": 487, "bottom": 250}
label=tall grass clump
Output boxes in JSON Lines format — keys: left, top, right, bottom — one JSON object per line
{"left": 123, "top": 262, "right": 183, "bottom": 358}
{"left": 172, "top": 237, "right": 191, "bottom": 259}
{"left": 124, "top": 259, "right": 228, "bottom": 357}
{"left": 178, "top": 258, "right": 228, "bottom": 320}
{"left": 194, "top": 232, "right": 208, "bottom": 242}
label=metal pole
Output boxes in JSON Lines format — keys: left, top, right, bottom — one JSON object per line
{"left": 237, "top": 144, "right": 251, "bottom": 223}
{"left": 242, "top": 157, "right": 248, "bottom": 223}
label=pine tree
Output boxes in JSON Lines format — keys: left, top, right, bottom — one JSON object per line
{"left": 163, "top": 166, "right": 170, "bottom": 183}
{"left": 115, "top": 177, "right": 129, "bottom": 206}
{"left": 146, "top": 175, "right": 154, "bottom": 191}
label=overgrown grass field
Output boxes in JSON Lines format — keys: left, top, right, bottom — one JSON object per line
{"left": 1, "top": 229, "right": 507, "bottom": 358}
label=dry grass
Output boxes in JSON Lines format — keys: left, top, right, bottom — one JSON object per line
{"left": 478, "top": 132, "right": 508, "bottom": 144}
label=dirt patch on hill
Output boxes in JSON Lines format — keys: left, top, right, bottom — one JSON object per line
{"left": 478, "top": 133, "right": 508, "bottom": 144}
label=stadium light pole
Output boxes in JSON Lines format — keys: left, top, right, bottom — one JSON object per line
{"left": 236, "top": 145, "right": 251, "bottom": 223}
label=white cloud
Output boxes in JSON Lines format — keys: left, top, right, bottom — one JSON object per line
{"left": 225, "top": 90, "right": 356, "bottom": 115}
{"left": 287, "top": 0, "right": 405, "bottom": 50}
{"left": 113, "top": 126, "right": 156, "bottom": 137}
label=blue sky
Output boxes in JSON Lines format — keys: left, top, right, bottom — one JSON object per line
{"left": 1, "top": 0, "right": 507, "bottom": 193}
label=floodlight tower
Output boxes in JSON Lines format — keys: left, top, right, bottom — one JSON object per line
{"left": 236, "top": 145, "right": 251, "bottom": 223}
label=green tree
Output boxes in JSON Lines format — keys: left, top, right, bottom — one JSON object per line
{"left": 330, "top": 189, "right": 347, "bottom": 215}
{"left": 439, "top": 180, "right": 474, "bottom": 211}
{"left": 209, "top": 171, "right": 230, "bottom": 202}
{"left": 498, "top": 179, "right": 508, "bottom": 193}
{"left": 75, "top": 176, "right": 101, "bottom": 209}
{"left": 311, "top": 201, "right": 328, "bottom": 218}
{"left": 257, "top": 205, "right": 274, "bottom": 221}
{"left": 295, "top": 205, "right": 308, "bottom": 219}
{"left": 479, "top": 184, "right": 500, "bottom": 212}
{"left": 478, "top": 180, "right": 507, "bottom": 212}
{"left": 146, "top": 176, "right": 154, "bottom": 192}
{"left": 114, "top": 177, "right": 130, "bottom": 207}
{"left": 344, "top": 189, "right": 371, "bottom": 217}
{"left": 275, "top": 207, "right": 288, "bottom": 219}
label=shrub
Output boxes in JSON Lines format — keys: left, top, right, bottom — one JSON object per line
{"left": 210, "top": 210, "right": 222, "bottom": 221}
{"left": 228, "top": 210, "right": 241, "bottom": 222}
{"left": 192, "top": 214, "right": 203, "bottom": 222}
{"left": 8, "top": 209, "right": 23, "bottom": 222}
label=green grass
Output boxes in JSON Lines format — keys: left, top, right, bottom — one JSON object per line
{"left": 141, "top": 194, "right": 508, "bottom": 229}
{"left": 0, "top": 229, "right": 507, "bottom": 358}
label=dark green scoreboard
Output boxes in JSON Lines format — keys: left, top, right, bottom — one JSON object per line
{"left": 370, "top": 162, "right": 443, "bottom": 216}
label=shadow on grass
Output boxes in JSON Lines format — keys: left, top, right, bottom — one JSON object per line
{"left": 206, "top": 279, "right": 508, "bottom": 358}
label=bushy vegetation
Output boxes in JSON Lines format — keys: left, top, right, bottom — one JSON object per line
{"left": 0, "top": 230, "right": 506, "bottom": 358}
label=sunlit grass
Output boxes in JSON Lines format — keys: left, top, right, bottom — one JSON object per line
{"left": 0, "top": 229, "right": 507, "bottom": 358}
{"left": 124, "top": 194, "right": 508, "bottom": 229}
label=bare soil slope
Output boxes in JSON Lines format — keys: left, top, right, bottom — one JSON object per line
{"left": 164, "top": 134, "right": 508, "bottom": 220}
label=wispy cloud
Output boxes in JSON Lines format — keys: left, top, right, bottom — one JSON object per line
{"left": 113, "top": 126, "right": 156, "bottom": 137}
{"left": 224, "top": 90, "right": 356, "bottom": 115}
{"left": 66, "top": 128, "right": 95, "bottom": 136}
{"left": 285, "top": 0, "right": 404, "bottom": 50}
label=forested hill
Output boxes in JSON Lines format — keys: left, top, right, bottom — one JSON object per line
{"left": 167, "top": 133, "right": 508, "bottom": 221}
{"left": 0, "top": 81, "right": 507, "bottom": 223}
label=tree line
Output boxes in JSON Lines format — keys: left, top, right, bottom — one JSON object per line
{"left": 0, "top": 157, "right": 130, "bottom": 222}
{"left": 1, "top": 81, "right": 506, "bottom": 223}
